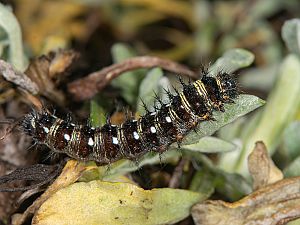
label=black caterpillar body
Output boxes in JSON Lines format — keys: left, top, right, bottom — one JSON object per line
{"left": 21, "top": 71, "right": 238, "bottom": 164}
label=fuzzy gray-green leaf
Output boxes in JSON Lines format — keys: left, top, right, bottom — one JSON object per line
{"left": 0, "top": 3, "right": 27, "bottom": 71}
{"left": 181, "top": 136, "right": 236, "bottom": 153}
{"left": 235, "top": 54, "right": 300, "bottom": 175}
{"left": 210, "top": 48, "right": 254, "bottom": 75}
{"left": 178, "top": 94, "right": 265, "bottom": 146}
{"left": 111, "top": 43, "right": 145, "bottom": 105}
{"left": 284, "top": 156, "right": 300, "bottom": 177}
{"left": 283, "top": 121, "right": 300, "bottom": 160}
{"left": 137, "top": 67, "right": 163, "bottom": 114}
{"left": 282, "top": 19, "right": 300, "bottom": 56}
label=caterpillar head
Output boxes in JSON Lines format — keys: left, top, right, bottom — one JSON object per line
{"left": 217, "top": 72, "right": 239, "bottom": 102}
{"left": 21, "top": 110, "right": 55, "bottom": 142}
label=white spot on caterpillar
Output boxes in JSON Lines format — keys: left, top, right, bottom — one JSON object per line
{"left": 31, "top": 118, "right": 36, "bottom": 128}
{"left": 64, "top": 134, "right": 70, "bottom": 141}
{"left": 150, "top": 126, "right": 156, "bottom": 133}
{"left": 112, "top": 137, "right": 119, "bottom": 145}
{"left": 88, "top": 137, "right": 94, "bottom": 146}
{"left": 43, "top": 127, "right": 49, "bottom": 133}
{"left": 165, "top": 116, "right": 172, "bottom": 123}
{"left": 133, "top": 131, "right": 139, "bottom": 140}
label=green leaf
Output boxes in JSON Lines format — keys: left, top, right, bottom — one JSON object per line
{"left": 215, "top": 172, "right": 251, "bottom": 201}
{"left": 210, "top": 48, "right": 254, "bottom": 75}
{"left": 112, "top": 43, "right": 136, "bottom": 62}
{"left": 283, "top": 121, "right": 300, "bottom": 160}
{"left": 81, "top": 94, "right": 263, "bottom": 181}
{"left": 180, "top": 136, "right": 236, "bottom": 153}
{"left": 137, "top": 67, "right": 164, "bottom": 114}
{"left": 0, "top": 3, "right": 27, "bottom": 71}
{"left": 90, "top": 100, "right": 106, "bottom": 127}
{"left": 80, "top": 150, "right": 181, "bottom": 182}
{"left": 100, "top": 94, "right": 261, "bottom": 179}
{"left": 33, "top": 181, "right": 203, "bottom": 225}
{"left": 282, "top": 19, "right": 300, "bottom": 56}
{"left": 111, "top": 43, "right": 145, "bottom": 105}
{"left": 284, "top": 156, "right": 300, "bottom": 177}
{"left": 239, "top": 65, "right": 278, "bottom": 91}
{"left": 250, "top": 0, "right": 283, "bottom": 19}
{"left": 184, "top": 152, "right": 251, "bottom": 201}
{"left": 0, "top": 45, "right": 3, "bottom": 57}
{"left": 178, "top": 94, "right": 265, "bottom": 146}
{"left": 235, "top": 54, "right": 300, "bottom": 175}
{"left": 189, "top": 169, "right": 215, "bottom": 199}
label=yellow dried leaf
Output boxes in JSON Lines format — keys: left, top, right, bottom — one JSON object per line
{"left": 33, "top": 181, "right": 203, "bottom": 225}
{"left": 120, "top": 0, "right": 194, "bottom": 26}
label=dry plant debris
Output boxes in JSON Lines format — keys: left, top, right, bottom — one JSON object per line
{"left": 68, "top": 56, "right": 198, "bottom": 101}
{"left": 11, "top": 160, "right": 87, "bottom": 225}
{"left": 0, "top": 59, "right": 39, "bottom": 95}
{"left": 192, "top": 142, "right": 300, "bottom": 225}
{"left": 24, "top": 49, "right": 79, "bottom": 105}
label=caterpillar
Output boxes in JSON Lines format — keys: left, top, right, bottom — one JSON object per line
{"left": 21, "top": 70, "right": 238, "bottom": 165}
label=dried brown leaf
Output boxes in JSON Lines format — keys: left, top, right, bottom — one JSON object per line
{"left": 25, "top": 50, "right": 78, "bottom": 105}
{"left": 192, "top": 142, "right": 298, "bottom": 225}
{"left": 48, "top": 50, "right": 79, "bottom": 79}
{"left": 192, "top": 176, "right": 300, "bottom": 225}
{"left": 248, "top": 141, "right": 283, "bottom": 190}
{"left": 11, "top": 160, "right": 86, "bottom": 225}
{"left": 0, "top": 160, "right": 21, "bottom": 221}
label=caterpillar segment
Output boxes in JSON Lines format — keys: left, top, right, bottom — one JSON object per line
{"left": 21, "top": 72, "right": 238, "bottom": 164}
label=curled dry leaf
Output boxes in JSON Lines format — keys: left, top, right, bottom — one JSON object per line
{"left": 46, "top": 49, "right": 79, "bottom": 79}
{"left": 248, "top": 141, "right": 283, "bottom": 190}
{"left": 0, "top": 163, "right": 63, "bottom": 193}
{"left": 0, "top": 76, "right": 16, "bottom": 104}
{"left": 25, "top": 49, "right": 79, "bottom": 105}
{"left": 192, "top": 176, "right": 300, "bottom": 225}
{"left": 0, "top": 160, "right": 21, "bottom": 221}
{"left": 11, "top": 160, "right": 86, "bottom": 225}
{"left": 192, "top": 141, "right": 300, "bottom": 225}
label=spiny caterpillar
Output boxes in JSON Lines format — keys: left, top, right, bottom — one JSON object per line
{"left": 21, "top": 70, "right": 238, "bottom": 165}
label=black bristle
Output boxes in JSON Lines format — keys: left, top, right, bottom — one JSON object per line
{"left": 105, "top": 114, "right": 111, "bottom": 126}
{"left": 140, "top": 98, "right": 150, "bottom": 113}
{"left": 177, "top": 75, "right": 186, "bottom": 87}
{"left": 163, "top": 87, "right": 174, "bottom": 100}
{"left": 153, "top": 92, "right": 163, "bottom": 105}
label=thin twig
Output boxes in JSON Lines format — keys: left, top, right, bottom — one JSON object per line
{"left": 169, "top": 158, "right": 187, "bottom": 188}
{"left": 68, "top": 56, "right": 198, "bottom": 101}
{"left": 0, "top": 60, "right": 39, "bottom": 95}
